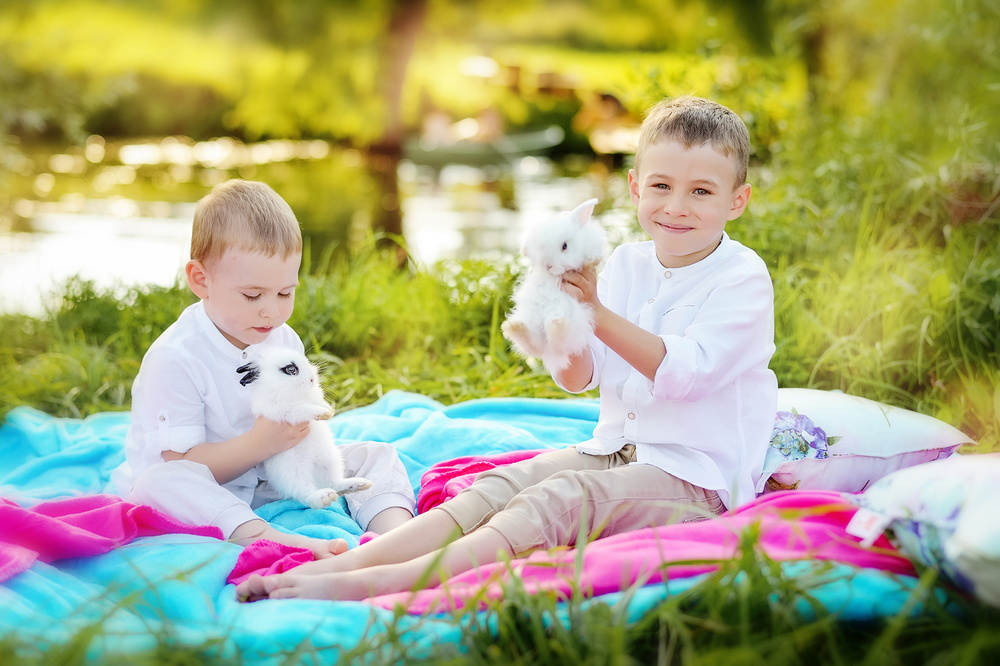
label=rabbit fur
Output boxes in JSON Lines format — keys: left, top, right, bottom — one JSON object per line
{"left": 237, "top": 347, "right": 372, "bottom": 509}
{"left": 501, "top": 198, "right": 608, "bottom": 373}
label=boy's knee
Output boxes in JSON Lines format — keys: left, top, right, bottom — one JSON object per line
{"left": 128, "top": 459, "right": 212, "bottom": 502}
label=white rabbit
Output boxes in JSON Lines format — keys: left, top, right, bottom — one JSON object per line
{"left": 501, "top": 198, "right": 608, "bottom": 373}
{"left": 236, "top": 347, "right": 372, "bottom": 509}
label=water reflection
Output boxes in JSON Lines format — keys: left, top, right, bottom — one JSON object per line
{"left": 2, "top": 140, "right": 635, "bottom": 316}
{"left": 0, "top": 203, "right": 194, "bottom": 316}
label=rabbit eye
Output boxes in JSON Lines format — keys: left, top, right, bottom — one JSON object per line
{"left": 280, "top": 363, "right": 299, "bottom": 376}
{"left": 561, "top": 242, "right": 568, "bottom": 251}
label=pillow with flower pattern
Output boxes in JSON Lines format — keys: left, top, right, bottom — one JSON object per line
{"left": 759, "top": 388, "right": 976, "bottom": 494}
{"left": 846, "top": 454, "right": 1000, "bottom": 607}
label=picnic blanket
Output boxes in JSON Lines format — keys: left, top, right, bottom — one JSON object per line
{"left": 0, "top": 391, "right": 941, "bottom": 663}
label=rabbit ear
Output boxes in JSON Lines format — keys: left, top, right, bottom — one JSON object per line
{"left": 569, "top": 198, "right": 598, "bottom": 226}
{"left": 236, "top": 361, "right": 260, "bottom": 386}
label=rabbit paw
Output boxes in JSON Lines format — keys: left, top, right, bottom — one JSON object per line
{"left": 285, "top": 403, "right": 334, "bottom": 423}
{"left": 502, "top": 319, "right": 546, "bottom": 357}
{"left": 336, "top": 477, "right": 373, "bottom": 495}
{"left": 305, "top": 488, "right": 340, "bottom": 509}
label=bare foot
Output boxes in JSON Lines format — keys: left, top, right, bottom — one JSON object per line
{"left": 236, "top": 565, "right": 399, "bottom": 602}
{"left": 229, "top": 519, "right": 348, "bottom": 559}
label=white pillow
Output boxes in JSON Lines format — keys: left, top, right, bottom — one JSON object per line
{"left": 760, "top": 389, "right": 975, "bottom": 494}
{"left": 846, "top": 454, "right": 1000, "bottom": 607}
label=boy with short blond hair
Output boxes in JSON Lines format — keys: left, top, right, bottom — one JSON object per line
{"left": 237, "top": 95, "right": 777, "bottom": 601}
{"left": 113, "top": 179, "right": 415, "bottom": 558}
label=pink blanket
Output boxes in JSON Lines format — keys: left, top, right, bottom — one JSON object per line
{"left": 416, "top": 449, "right": 547, "bottom": 514}
{"left": 0, "top": 494, "right": 222, "bottom": 582}
{"left": 230, "top": 489, "right": 914, "bottom": 613}
{"left": 369, "top": 490, "right": 915, "bottom": 613}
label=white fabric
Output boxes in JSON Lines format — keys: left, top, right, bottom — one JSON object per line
{"left": 849, "top": 454, "right": 1000, "bottom": 608}
{"left": 761, "top": 388, "right": 972, "bottom": 494}
{"left": 565, "top": 234, "right": 778, "bottom": 508}
{"left": 112, "top": 301, "right": 415, "bottom": 535}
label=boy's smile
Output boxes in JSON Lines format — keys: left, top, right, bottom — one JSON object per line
{"left": 186, "top": 249, "right": 301, "bottom": 349}
{"left": 629, "top": 139, "right": 751, "bottom": 268}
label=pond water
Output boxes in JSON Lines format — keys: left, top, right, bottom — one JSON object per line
{"left": 0, "top": 149, "right": 636, "bottom": 316}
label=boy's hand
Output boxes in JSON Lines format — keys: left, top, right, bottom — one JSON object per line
{"left": 251, "top": 415, "right": 312, "bottom": 455}
{"left": 560, "top": 266, "right": 598, "bottom": 306}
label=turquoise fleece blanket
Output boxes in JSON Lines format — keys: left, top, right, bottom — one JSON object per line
{"left": 0, "top": 391, "right": 930, "bottom": 663}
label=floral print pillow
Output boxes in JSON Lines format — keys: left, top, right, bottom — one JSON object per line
{"left": 847, "top": 454, "right": 1000, "bottom": 607}
{"left": 759, "top": 389, "right": 975, "bottom": 494}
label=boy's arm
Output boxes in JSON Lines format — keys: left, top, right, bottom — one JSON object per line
{"left": 161, "top": 416, "right": 311, "bottom": 485}
{"left": 559, "top": 265, "right": 666, "bottom": 384}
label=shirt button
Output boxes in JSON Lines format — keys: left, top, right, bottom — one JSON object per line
{"left": 664, "top": 270, "right": 672, "bottom": 279}
{"left": 647, "top": 298, "right": 655, "bottom": 304}
{"left": 158, "top": 415, "right": 166, "bottom": 422}
{"left": 627, "top": 412, "right": 636, "bottom": 420}
{"left": 242, "top": 351, "right": 248, "bottom": 359}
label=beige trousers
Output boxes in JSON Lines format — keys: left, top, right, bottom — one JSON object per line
{"left": 434, "top": 445, "right": 725, "bottom": 554}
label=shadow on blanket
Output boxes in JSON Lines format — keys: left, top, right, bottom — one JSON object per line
{"left": 0, "top": 390, "right": 939, "bottom": 662}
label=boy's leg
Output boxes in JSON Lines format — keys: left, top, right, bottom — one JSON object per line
{"left": 235, "top": 447, "right": 717, "bottom": 602}
{"left": 435, "top": 445, "right": 614, "bottom": 533}
{"left": 129, "top": 460, "right": 349, "bottom": 558}
{"left": 485, "top": 459, "right": 725, "bottom": 554}
{"left": 237, "top": 518, "right": 512, "bottom": 602}
{"left": 128, "top": 460, "right": 260, "bottom": 537}
{"left": 278, "top": 446, "right": 599, "bottom": 577}
{"left": 337, "top": 440, "right": 416, "bottom": 532}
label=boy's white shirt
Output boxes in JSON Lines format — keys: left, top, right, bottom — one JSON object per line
{"left": 563, "top": 233, "right": 778, "bottom": 509}
{"left": 111, "top": 300, "right": 302, "bottom": 502}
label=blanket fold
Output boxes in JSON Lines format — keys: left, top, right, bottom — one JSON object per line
{"left": 0, "top": 494, "right": 223, "bottom": 583}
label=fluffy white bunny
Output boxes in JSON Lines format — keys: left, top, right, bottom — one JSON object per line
{"left": 236, "top": 347, "right": 372, "bottom": 509}
{"left": 501, "top": 198, "right": 608, "bottom": 373}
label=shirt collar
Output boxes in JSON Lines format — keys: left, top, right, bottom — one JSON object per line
{"left": 191, "top": 301, "right": 252, "bottom": 363}
{"left": 652, "top": 232, "right": 732, "bottom": 280}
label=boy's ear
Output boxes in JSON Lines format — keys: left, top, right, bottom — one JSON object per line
{"left": 186, "top": 260, "right": 210, "bottom": 299}
{"left": 727, "top": 183, "right": 752, "bottom": 220}
{"left": 627, "top": 169, "right": 641, "bottom": 206}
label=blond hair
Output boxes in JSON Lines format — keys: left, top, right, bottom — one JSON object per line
{"left": 190, "top": 179, "right": 301, "bottom": 266}
{"left": 634, "top": 96, "right": 750, "bottom": 187}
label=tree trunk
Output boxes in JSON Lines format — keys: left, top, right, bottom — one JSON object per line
{"left": 369, "top": 0, "right": 428, "bottom": 259}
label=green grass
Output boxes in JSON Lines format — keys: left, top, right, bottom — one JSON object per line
{"left": 2, "top": 528, "right": 998, "bottom": 665}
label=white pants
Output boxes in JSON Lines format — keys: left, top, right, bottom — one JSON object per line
{"left": 124, "top": 440, "right": 415, "bottom": 539}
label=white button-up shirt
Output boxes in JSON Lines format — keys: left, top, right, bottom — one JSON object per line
{"left": 567, "top": 234, "right": 778, "bottom": 508}
{"left": 112, "top": 301, "right": 302, "bottom": 501}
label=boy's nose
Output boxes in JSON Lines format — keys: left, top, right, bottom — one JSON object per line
{"left": 259, "top": 300, "right": 279, "bottom": 318}
{"left": 662, "top": 195, "right": 688, "bottom": 216}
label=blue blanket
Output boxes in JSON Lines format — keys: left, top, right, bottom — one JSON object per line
{"left": 0, "top": 391, "right": 930, "bottom": 663}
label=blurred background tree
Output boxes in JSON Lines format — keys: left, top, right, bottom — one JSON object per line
{"left": 0, "top": 0, "right": 996, "bottom": 249}
{"left": 1, "top": 0, "right": 996, "bottom": 444}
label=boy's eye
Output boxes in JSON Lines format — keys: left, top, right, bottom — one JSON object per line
{"left": 279, "top": 291, "right": 294, "bottom": 299}
{"left": 694, "top": 188, "right": 711, "bottom": 195}
{"left": 243, "top": 293, "right": 261, "bottom": 301}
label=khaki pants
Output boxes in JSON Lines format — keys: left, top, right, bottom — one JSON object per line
{"left": 435, "top": 445, "right": 724, "bottom": 554}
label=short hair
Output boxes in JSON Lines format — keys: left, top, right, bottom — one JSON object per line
{"left": 634, "top": 96, "right": 750, "bottom": 187}
{"left": 190, "top": 179, "right": 302, "bottom": 266}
